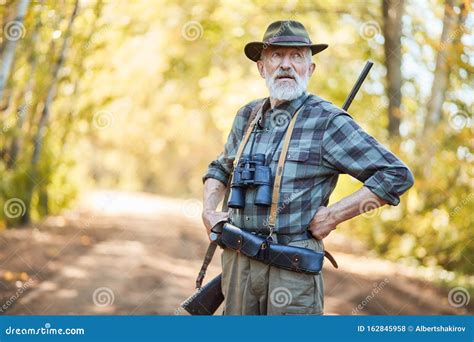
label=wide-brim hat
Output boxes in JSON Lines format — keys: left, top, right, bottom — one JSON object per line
{"left": 244, "top": 20, "right": 328, "bottom": 62}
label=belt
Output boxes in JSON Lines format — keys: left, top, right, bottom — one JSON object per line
{"left": 246, "top": 228, "right": 312, "bottom": 245}
{"left": 250, "top": 229, "right": 338, "bottom": 269}
{"left": 273, "top": 230, "right": 312, "bottom": 245}
{"left": 229, "top": 218, "right": 312, "bottom": 244}
{"left": 216, "top": 223, "right": 339, "bottom": 271}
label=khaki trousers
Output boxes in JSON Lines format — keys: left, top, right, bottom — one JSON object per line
{"left": 220, "top": 237, "right": 325, "bottom": 315}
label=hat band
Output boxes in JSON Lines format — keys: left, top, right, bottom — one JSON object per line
{"left": 265, "top": 35, "right": 311, "bottom": 44}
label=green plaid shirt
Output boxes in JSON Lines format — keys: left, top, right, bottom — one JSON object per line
{"left": 203, "top": 92, "right": 414, "bottom": 236}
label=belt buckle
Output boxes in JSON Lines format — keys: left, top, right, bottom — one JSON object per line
{"left": 266, "top": 225, "right": 275, "bottom": 244}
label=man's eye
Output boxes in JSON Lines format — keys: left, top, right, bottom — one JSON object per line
{"left": 272, "top": 52, "right": 280, "bottom": 57}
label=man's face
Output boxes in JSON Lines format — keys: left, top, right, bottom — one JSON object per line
{"left": 257, "top": 46, "right": 315, "bottom": 101}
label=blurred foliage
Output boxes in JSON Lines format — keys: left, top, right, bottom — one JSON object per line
{"left": 0, "top": 0, "right": 472, "bottom": 281}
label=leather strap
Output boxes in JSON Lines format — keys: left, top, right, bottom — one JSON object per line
{"left": 195, "top": 243, "right": 217, "bottom": 289}
{"left": 324, "top": 250, "right": 339, "bottom": 269}
{"left": 255, "top": 230, "right": 339, "bottom": 269}
{"left": 232, "top": 102, "right": 265, "bottom": 169}
{"left": 262, "top": 102, "right": 339, "bottom": 270}
{"left": 267, "top": 105, "right": 305, "bottom": 228}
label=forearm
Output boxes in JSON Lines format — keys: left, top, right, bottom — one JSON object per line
{"left": 203, "top": 178, "right": 227, "bottom": 213}
{"left": 328, "top": 186, "right": 388, "bottom": 225}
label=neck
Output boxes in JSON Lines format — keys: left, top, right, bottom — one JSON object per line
{"left": 269, "top": 97, "right": 286, "bottom": 108}
{"left": 268, "top": 91, "right": 307, "bottom": 108}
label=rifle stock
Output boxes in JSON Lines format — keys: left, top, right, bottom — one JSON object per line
{"left": 181, "top": 274, "right": 223, "bottom": 315}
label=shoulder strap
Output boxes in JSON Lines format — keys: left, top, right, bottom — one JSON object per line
{"left": 267, "top": 105, "right": 305, "bottom": 229}
{"left": 220, "top": 100, "right": 266, "bottom": 211}
{"left": 232, "top": 101, "right": 266, "bottom": 169}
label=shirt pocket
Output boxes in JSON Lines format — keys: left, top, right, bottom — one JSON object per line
{"left": 272, "top": 148, "right": 311, "bottom": 192}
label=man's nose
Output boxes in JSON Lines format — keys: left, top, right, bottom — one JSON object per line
{"left": 280, "top": 54, "right": 292, "bottom": 69}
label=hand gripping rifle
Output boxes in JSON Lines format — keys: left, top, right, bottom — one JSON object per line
{"left": 181, "top": 61, "right": 374, "bottom": 315}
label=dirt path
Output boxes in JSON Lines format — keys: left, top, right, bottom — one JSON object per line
{"left": 0, "top": 191, "right": 471, "bottom": 315}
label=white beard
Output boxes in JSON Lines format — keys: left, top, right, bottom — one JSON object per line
{"left": 264, "top": 67, "right": 309, "bottom": 101}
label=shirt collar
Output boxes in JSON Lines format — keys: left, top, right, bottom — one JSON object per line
{"left": 264, "top": 91, "right": 309, "bottom": 116}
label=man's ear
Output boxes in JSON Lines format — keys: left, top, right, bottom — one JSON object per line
{"left": 308, "top": 62, "right": 316, "bottom": 77}
{"left": 256, "top": 60, "right": 265, "bottom": 78}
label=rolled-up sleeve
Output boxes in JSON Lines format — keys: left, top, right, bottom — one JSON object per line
{"left": 202, "top": 103, "right": 256, "bottom": 186}
{"left": 322, "top": 113, "right": 414, "bottom": 205}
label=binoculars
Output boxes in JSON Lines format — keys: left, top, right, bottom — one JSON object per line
{"left": 228, "top": 153, "right": 273, "bottom": 209}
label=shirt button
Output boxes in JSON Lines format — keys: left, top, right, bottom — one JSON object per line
{"left": 245, "top": 216, "right": 250, "bottom": 221}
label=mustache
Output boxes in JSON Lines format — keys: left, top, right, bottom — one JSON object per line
{"left": 272, "top": 69, "right": 297, "bottom": 81}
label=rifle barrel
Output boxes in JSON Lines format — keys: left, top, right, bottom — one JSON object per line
{"left": 342, "top": 61, "right": 374, "bottom": 111}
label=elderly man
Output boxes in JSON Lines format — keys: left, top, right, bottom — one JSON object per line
{"left": 201, "top": 20, "right": 414, "bottom": 315}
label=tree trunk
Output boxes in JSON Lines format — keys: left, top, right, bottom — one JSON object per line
{"left": 382, "top": 0, "right": 404, "bottom": 138}
{"left": 23, "top": 0, "right": 79, "bottom": 224}
{"left": 59, "top": 0, "right": 105, "bottom": 159}
{"left": 7, "top": 3, "right": 43, "bottom": 169}
{"left": 420, "top": 0, "right": 468, "bottom": 180}
{"left": 0, "top": 0, "right": 30, "bottom": 106}
{"left": 423, "top": 0, "right": 457, "bottom": 131}
{"left": 31, "top": 0, "right": 79, "bottom": 166}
